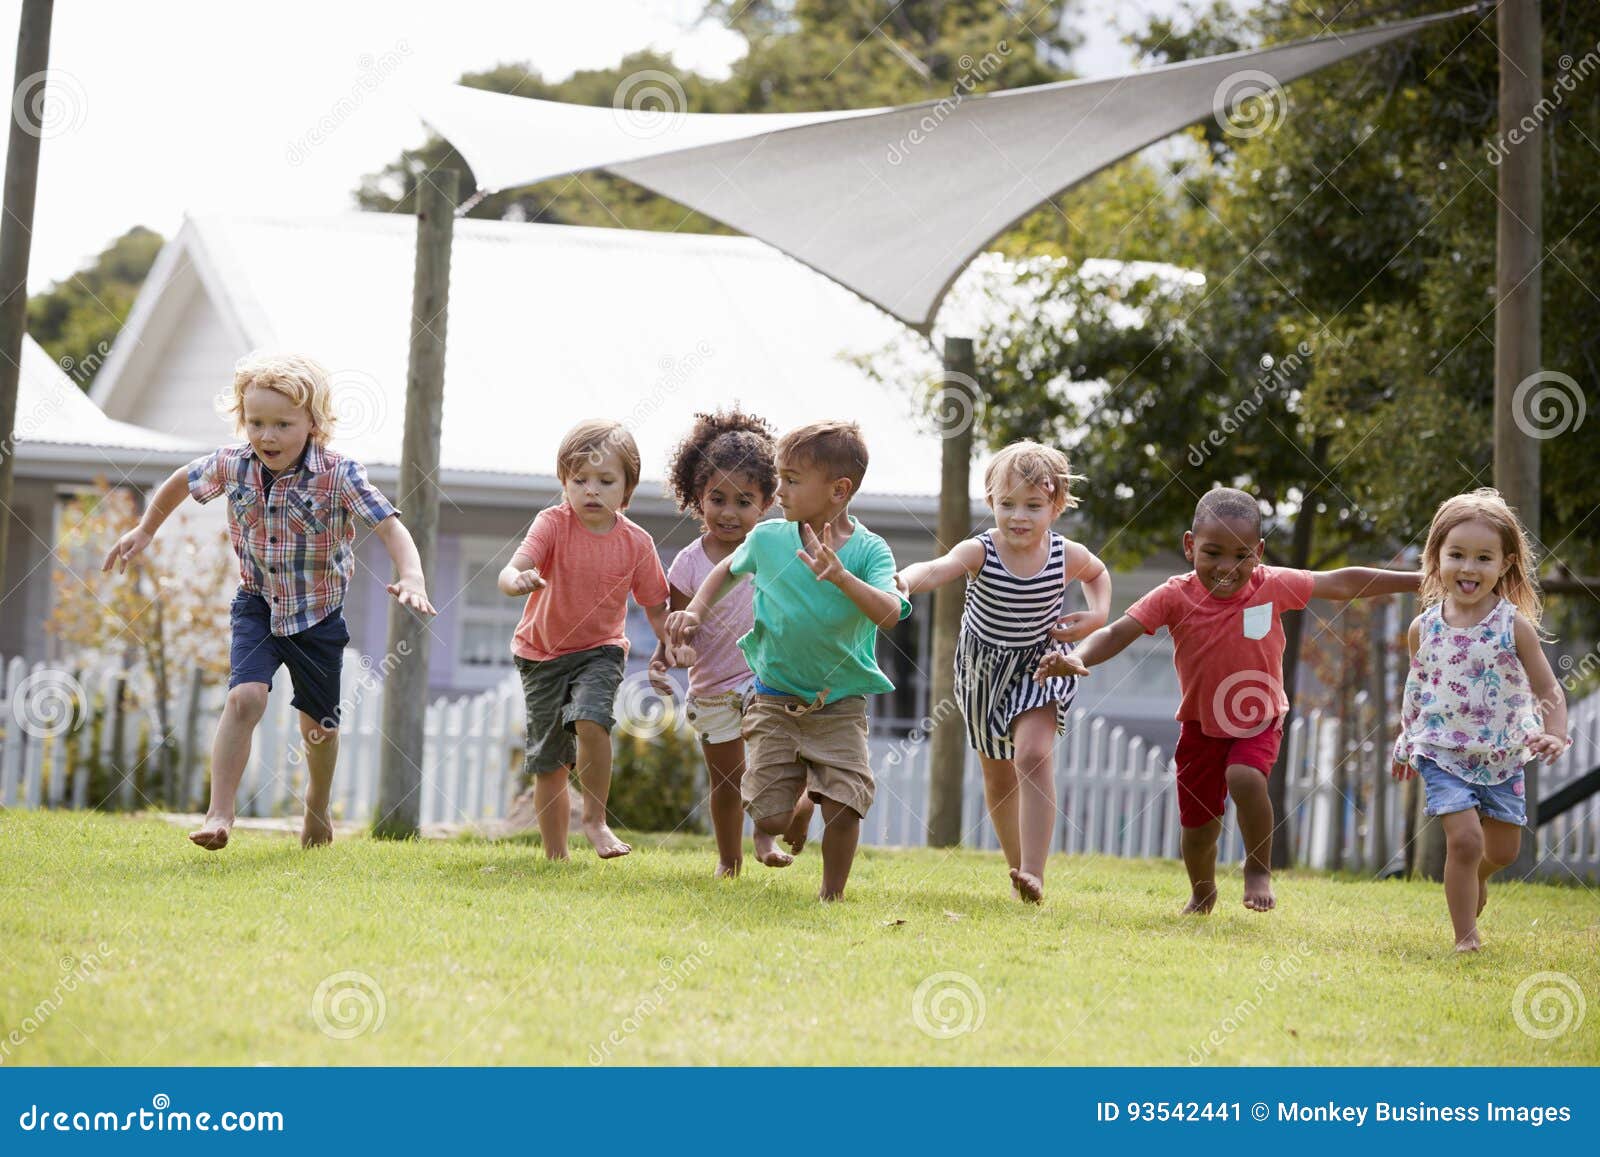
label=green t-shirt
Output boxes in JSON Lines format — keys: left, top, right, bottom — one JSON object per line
{"left": 727, "top": 516, "right": 912, "bottom": 704}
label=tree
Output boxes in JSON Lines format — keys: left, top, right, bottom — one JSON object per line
{"left": 27, "top": 226, "right": 163, "bottom": 390}
{"left": 48, "top": 483, "right": 233, "bottom": 807}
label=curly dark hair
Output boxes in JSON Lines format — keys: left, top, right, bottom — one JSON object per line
{"left": 666, "top": 408, "right": 778, "bottom": 515}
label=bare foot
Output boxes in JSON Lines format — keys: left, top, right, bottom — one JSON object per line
{"left": 188, "top": 814, "right": 233, "bottom": 851}
{"left": 1456, "top": 930, "right": 1482, "bottom": 953}
{"left": 1477, "top": 878, "right": 1488, "bottom": 918}
{"left": 1010, "top": 867, "right": 1044, "bottom": 904}
{"left": 783, "top": 797, "right": 815, "bottom": 855}
{"left": 752, "top": 831, "right": 794, "bottom": 868}
{"left": 1181, "top": 881, "right": 1218, "bottom": 915}
{"left": 582, "top": 821, "right": 631, "bottom": 859}
{"left": 544, "top": 842, "right": 570, "bottom": 862}
{"left": 714, "top": 859, "right": 741, "bottom": 879}
{"left": 300, "top": 807, "right": 334, "bottom": 849}
{"left": 1242, "top": 866, "right": 1276, "bottom": 911}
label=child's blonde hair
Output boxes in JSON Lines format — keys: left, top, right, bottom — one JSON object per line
{"left": 983, "top": 440, "right": 1083, "bottom": 512}
{"left": 556, "top": 419, "right": 643, "bottom": 503}
{"left": 225, "top": 352, "right": 338, "bottom": 445}
{"left": 1420, "top": 488, "right": 1543, "bottom": 626}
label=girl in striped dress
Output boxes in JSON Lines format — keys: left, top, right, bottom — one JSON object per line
{"left": 897, "top": 441, "right": 1111, "bottom": 903}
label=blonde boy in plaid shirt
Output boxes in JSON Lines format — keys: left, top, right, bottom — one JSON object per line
{"left": 104, "top": 353, "right": 435, "bottom": 850}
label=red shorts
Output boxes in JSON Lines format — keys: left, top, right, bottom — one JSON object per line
{"left": 1173, "top": 719, "right": 1284, "bottom": 828}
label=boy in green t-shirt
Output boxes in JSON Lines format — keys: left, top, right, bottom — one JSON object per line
{"left": 667, "top": 420, "right": 910, "bottom": 900}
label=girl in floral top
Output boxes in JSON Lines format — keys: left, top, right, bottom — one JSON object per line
{"left": 1391, "top": 489, "right": 1568, "bottom": 952}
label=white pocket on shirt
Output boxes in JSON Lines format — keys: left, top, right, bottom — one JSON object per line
{"left": 1241, "top": 601, "right": 1274, "bottom": 640}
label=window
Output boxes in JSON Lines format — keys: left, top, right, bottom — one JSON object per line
{"left": 453, "top": 537, "right": 524, "bottom": 689}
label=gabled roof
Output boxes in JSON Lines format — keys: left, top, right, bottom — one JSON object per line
{"left": 12, "top": 334, "right": 201, "bottom": 466}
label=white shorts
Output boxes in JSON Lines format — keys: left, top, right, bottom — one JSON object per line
{"left": 683, "top": 687, "right": 750, "bottom": 745}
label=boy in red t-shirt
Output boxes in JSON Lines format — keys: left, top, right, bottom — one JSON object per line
{"left": 1044, "top": 488, "right": 1418, "bottom": 914}
{"left": 498, "top": 419, "right": 673, "bottom": 861}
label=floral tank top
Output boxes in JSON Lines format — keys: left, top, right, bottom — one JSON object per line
{"left": 1393, "top": 599, "right": 1539, "bottom": 784}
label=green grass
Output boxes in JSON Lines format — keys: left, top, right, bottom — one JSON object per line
{"left": 2, "top": 810, "right": 1596, "bottom": 1066}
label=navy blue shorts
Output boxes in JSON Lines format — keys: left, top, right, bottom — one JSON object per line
{"left": 228, "top": 591, "right": 349, "bottom": 729}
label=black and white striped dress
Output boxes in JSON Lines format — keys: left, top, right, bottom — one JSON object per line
{"left": 954, "top": 530, "right": 1078, "bottom": 759}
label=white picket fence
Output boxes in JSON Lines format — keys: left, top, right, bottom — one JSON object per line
{"left": 1538, "top": 686, "right": 1600, "bottom": 881}
{"left": 3, "top": 647, "right": 1597, "bottom": 880}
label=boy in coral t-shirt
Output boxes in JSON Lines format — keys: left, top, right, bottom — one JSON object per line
{"left": 1048, "top": 488, "right": 1418, "bottom": 915}
{"left": 498, "top": 420, "right": 672, "bottom": 861}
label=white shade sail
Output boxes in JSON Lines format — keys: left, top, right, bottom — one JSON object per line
{"left": 415, "top": 6, "right": 1475, "bottom": 330}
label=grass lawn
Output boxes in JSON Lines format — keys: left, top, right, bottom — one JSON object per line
{"left": 2, "top": 810, "right": 1596, "bottom": 1066}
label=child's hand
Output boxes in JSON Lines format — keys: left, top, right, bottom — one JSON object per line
{"left": 102, "top": 528, "right": 152, "bottom": 574}
{"left": 505, "top": 568, "right": 545, "bottom": 595}
{"left": 1390, "top": 759, "right": 1414, "bottom": 781}
{"left": 893, "top": 571, "right": 910, "bottom": 597}
{"left": 387, "top": 576, "right": 437, "bottom": 616}
{"left": 667, "top": 641, "right": 696, "bottom": 668}
{"left": 647, "top": 655, "right": 676, "bottom": 699}
{"left": 1049, "top": 611, "right": 1103, "bottom": 644}
{"left": 1034, "top": 649, "right": 1089, "bottom": 684}
{"left": 1528, "top": 732, "right": 1571, "bottom": 763}
{"left": 797, "top": 524, "right": 846, "bottom": 585}
{"left": 667, "top": 609, "right": 701, "bottom": 645}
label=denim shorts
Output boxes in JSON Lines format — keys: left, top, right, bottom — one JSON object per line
{"left": 228, "top": 591, "right": 349, "bottom": 728}
{"left": 1415, "top": 754, "right": 1527, "bottom": 827}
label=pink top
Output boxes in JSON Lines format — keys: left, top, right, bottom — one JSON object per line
{"left": 1126, "top": 565, "right": 1316, "bottom": 738}
{"left": 666, "top": 535, "right": 755, "bottom": 697}
{"left": 511, "top": 503, "right": 669, "bottom": 663}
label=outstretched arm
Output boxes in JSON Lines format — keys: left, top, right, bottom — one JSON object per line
{"left": 1310, "top": 567, "right": 1420, "bottom": 601}
{"left": 375, "top": 516, "right": 437, "bottom": 615}
{"left": 1073, "top": 614, "right": 1147, "bottom": 668}
{"left": 668, "top": 557, "right": 745, "bottom": 644}
{"left": 1390, "top": 616, "right": 1422, "bottom": 780}
{"left": 1051, "top": 543, "right": 1111, "bottom": 644}
{"left": 1514, "top": 613, "right": 1569, "bottom": 763}
{"left": 896, "top": 538, "right": 984, "bottom": 596}
{"left": 103, "top": 467, "right": 190, "bottom": 573}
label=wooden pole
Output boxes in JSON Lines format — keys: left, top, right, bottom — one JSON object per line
{"left": 1367, "top": 601, "right": 1390, "bottom": 874}
{"left": 373, "top": 168, "right": 457, "bottom": 839}
{"left": 1494, "top": 0, "right": 1541, "bottom": 877}
{"left": 926, "top": 337, "right": 975, "bottom": 847}
{"left": 0, "top": 0, "right": 53, "bottom": 590}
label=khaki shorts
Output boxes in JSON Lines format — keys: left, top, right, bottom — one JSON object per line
{"left": 740, "top": 693, "right": 873, "bottom": 820}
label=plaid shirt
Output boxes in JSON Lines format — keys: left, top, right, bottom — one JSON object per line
{"left": 188, "top": 441, "right": 399, "bottom": 636}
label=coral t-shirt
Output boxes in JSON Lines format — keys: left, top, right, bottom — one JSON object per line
{"left": 1126, "top": 565, "right": 1316, "bottom": 738}
{"left": 510, "top": 503, "right": 669, "bottom": 662}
